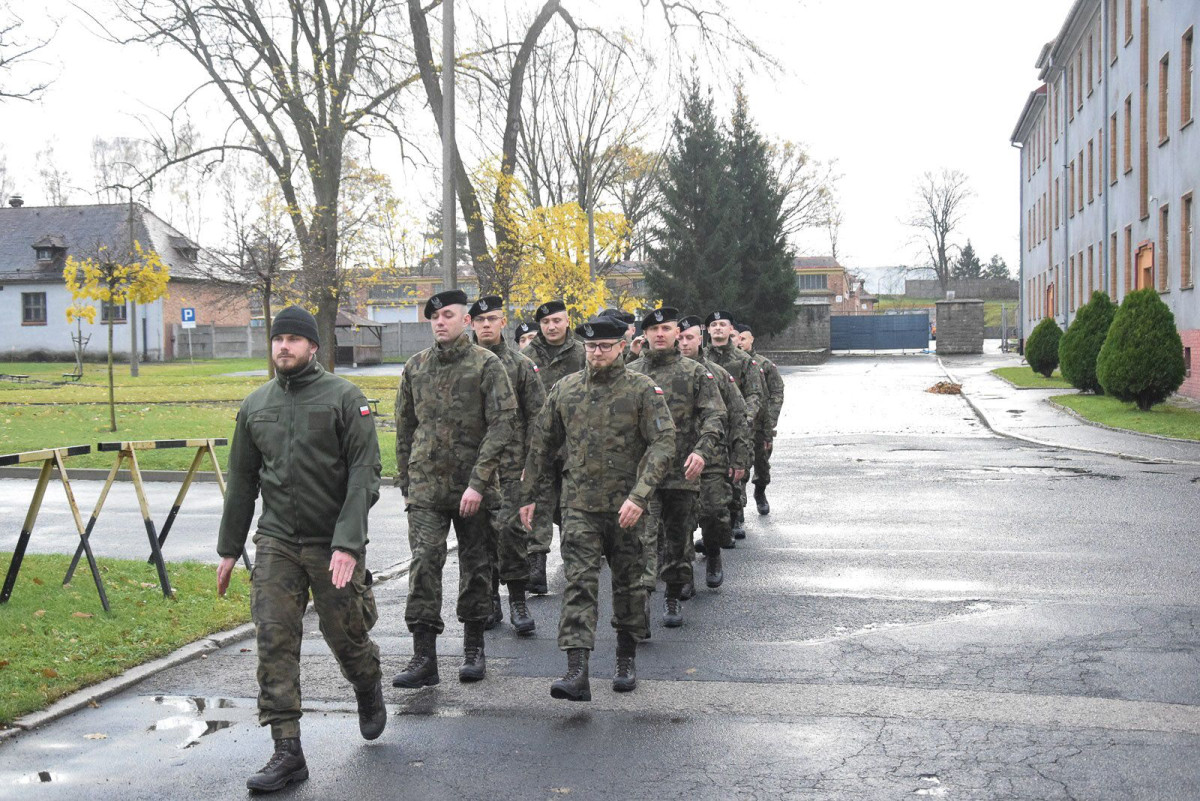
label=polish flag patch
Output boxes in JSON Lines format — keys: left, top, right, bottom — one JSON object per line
{"left": 704, "top": 372, "right": 714, "bottom": 379}
{"left": 359, "top": 405, "right": 371, "bottom": 416}
{"left": 653, "top": 386, "right": 664, "bottom": 395}
{"left": 532, "top": 365, "right": 539, "bottom": 372}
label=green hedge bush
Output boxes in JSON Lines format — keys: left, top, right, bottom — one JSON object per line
{"left": 1024, "top": 316, "right": 1062, "bottom": 378}
{"left": 1059, "top": 291, "right": 1116, "bottom": 393}
{"left": 1096, "top": 288, "right": 1185, "bottom": 410}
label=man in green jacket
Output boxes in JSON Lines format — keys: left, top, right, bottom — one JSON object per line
{"left": 520, "top": 317, "right": 675, "bottom": 700}
{"left": 521, "top": 299, "right": 587, "bottom": 594}
{"left": 392, "top": 289, "right": 517, "bottom": 689}
{"left": 470, "top": 295, "right": 545, "bottom": 634}
{"left": 628, "top": 307, "right": 725, "bottom": 626}
{"left": 736, "top": 323, "right": 785, "bottom": 515}
{"left": 217, "top": 305, "right": 384, "bottom": 794}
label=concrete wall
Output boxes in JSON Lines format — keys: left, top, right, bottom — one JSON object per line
{"left": 936, "top": 300, "right": 985, "bottom": 355}
{"left": 757, "top": 302, "right": 831, "bottom": 364}
{"left": 905, "top": 278, "right": 1019, "bottom": 299}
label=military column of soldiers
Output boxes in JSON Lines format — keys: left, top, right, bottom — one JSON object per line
{"left": 218, "top": 297, "right": 784, "bottom": 792}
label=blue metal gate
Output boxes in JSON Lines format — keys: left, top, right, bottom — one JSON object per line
{"left": 829, "top": 312, "right": 930, "bottom": 351}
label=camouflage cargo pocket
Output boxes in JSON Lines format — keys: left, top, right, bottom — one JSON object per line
{"left": 358, "top": 569, "right": 379, "bottom": 631}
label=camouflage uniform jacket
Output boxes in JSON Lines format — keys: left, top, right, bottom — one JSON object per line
{"left": 523, "top": 329, "right": 586, "bottom": 392}
{"left": 522, "top": 360, "right": 676, "bottom": 512}
{"left": 706, "top": 341, "right": 765, "bottom": 426}
{"left": 700, "top": 357, "right": 753, "bottom": 472}
{"left": 218, "top": 359, "right": 381, "bottom": 559}
{"left": 395, "top": 332, "right": 518, "bottom": 508}
{"left": 750, "top": 349, "right": 785, "bottom": 438}
{"left": 484, "top": 337, "right": 546, "bottom": 479}
{"left": 627, "top": 347, "right": 726, "bottom": 491}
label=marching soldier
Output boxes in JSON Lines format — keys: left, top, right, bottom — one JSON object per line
{"left": 705, "top": 311, "right": 764, "bottom": 540}
{"left": 677, "top": 315, "right": 751, "bottom": 586}
{"left": 470, "top": 295, "right": 545, "bottom": 633}
{"left": 392, "top": 290, "right": 517, "bottom": 688}
{"left": 515, "top": 321, "right": 538, "bottom": 350}
{"left": 522, "top": 299, "right": 587, "bottom": 594}
{"left": 216, "top": 306, "right": 384, "bottom": 793}
{"left": 736, "top": 323, "right": 785, "bottom": 515}
{"left": 520, "top": 317, "right": 675, "bottom": 700}
{"left": 627, "top": 307, "right": 724, "bottom": 626}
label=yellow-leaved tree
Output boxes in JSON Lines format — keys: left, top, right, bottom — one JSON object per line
{"left": 64, "top": 242, "right": 170, "bottom": 431}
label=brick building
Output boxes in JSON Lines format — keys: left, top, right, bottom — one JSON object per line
{"left": 0, "top": 198, "right": 250, "bottom": 361}
{"left": 1011, "top": 0, "right": 1199, "bottom": 398}
{"left": 793, "top": 256, "right": 876, "bottom": 314}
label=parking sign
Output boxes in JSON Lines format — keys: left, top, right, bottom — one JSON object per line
{"left": 181, "top": 307, "right": 196, "bottom": 329}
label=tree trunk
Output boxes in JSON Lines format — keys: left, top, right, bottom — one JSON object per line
{"left": 107, "top": 317, "right": 116, "bottom": 432}
{"left": 263, "top": 282, "right": 274, "bottom": 378}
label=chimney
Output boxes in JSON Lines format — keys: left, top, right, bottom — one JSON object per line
{"left": 8, "top": 194, "right": 24, "bottom": 208}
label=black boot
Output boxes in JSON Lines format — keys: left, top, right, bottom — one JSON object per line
{"left": 732, "top": 508, "right": 746, "bottom": 540}
{"left": 754, "top": 484, "right": 770, "bottom": 516}
{"left": 680, "top": 581, "right": 695, "bottom": 601}
{"left": 613, "top": 632, "right": 637, "bottom": 692}
{"left": 662, "top": 587, "right": 683, "bottom": 628}
{"left": 485, "top": 573, "right": 503, "bottom": 630}
{"left": 246, "top": 737, "right": 308, "bottom": 793}
{"left": 705, "top": 548, "right": 724, "bottom": 588}
{"left": 507, "top": 582, "right": 536, "bottom": 634}
{"left": 392, "top": 627, "right": 439, "bottom": 688}
{"left": 528, "top": 552, "right": 549, "bottom": 595}
{"left": 459, "top": 621, "right": 486, "bottom": 682}
{"left": 550, "top": 648, "right": 591, "bottom": 701}
{"left": 355, "top": 678, "right": 387, "bottom": 741}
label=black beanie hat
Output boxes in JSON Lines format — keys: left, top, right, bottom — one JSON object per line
{"left": 272, "top": 306, "right": 320, "bottom": 346}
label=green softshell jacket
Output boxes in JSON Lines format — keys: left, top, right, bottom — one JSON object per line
{"left": 217, "top": 359, "right": 382, "bottom": 559}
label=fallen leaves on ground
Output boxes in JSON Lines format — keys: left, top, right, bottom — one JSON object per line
{"left": 927, "top": 381, "right": 962, "bottom": 395}
{"left": 83, "top": 733, "right": 107, "bottom": 740}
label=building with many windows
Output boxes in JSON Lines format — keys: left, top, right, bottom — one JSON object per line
{"left": 1012, "top": 0, "right": 1198, "bottom": 398}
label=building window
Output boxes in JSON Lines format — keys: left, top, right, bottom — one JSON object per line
{"left": 1088, "top": 245, "right": 1095, "bottom": 296}
{"left": 1055, "top": 178, "right": 1061, "bottom": 229}
{"left": 1078, "top": 51, "right": 1085, "bottom": 109}
{"left": 1160, "top": 53, "right": 1171, "bottom": 144}
{"left": 1078, "top": 149, "right": 1085, "bottom": 211}
{"left": 1088, "top": 35, "right": 1095, "bottom": 96}
{"left": 1186, "top": 347, "right": 1192, "bottom": 378}
{"left": 1069, "top": 161, "right": 1076, "bottom": 218}
{"left": 1068, "top": 63, "right": 1075, "bottom": 120}
{"left": 101, "top": 301, "right": 128, "bottom": 324}
{"left": 35, "top": 247, "right": 53, "bottom": 262}
{"left": 1183, "top": 28, "right": 1194, "bottom": 127}
{"left": 1124, "top": 95, "right": 1133, "bottom": 173}
{"left": 1111, "top": 233, "right": 1119, "bottom": 296}
{"left": 1109, "top": 113, "right": 1119, "bottom": 184}
{"left": 1088, "top": 139, "right": 1095, "bottom": 203}
{"left": 1069, "top": 255, "right": 1076, "bottom": 311}
{"left": 1125, "top": 226, "right": 1134, "bottom": 295}
{"left": 1159, "top": 204, "right": 1170, "bottom": 291}
{"left": 1183, "top": 192, "right": 1194, "bottom": 289}
{"left": 797, "top": 273, "right": 828, "bottom": 291}
{"left": 21, "top": 292, "right": 47, "bottom": 325}
{"left": 1053, "top": 82, "right": 1060, "bottom": 140}
{"left": 1110, "top": 0, "right": 1119, "bottom": 61}
{"left": 1125, "top": 0, "right": 1133, "bottom": 44}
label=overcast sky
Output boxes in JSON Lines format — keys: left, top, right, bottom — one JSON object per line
{"left": 1, "top": 0, "right": 1076, "bottom": 292}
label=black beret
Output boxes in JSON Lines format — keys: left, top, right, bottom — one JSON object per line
{"left": 704, "top": 310, "right": 735, "bottom": 326}
{"left": 575, "top": 317, "right": 627, "bottom": 340}
{"left": 678, "top": 315, "right": 704, "bottom": 331}
{"left": 640, "top": 306, "right": 679, "bottom": 330}
{"left": 601, "top": 308, "right": 636, "bottom": 325}
{"left": 735, "top": 322, "right": 752, "bottom": 334}
{"left": 469, "top": 295, "right": 503, "bottom": 317}
{"left": 424, "top": 288, "right": 470, "bottom": 319}
{"left": 515, "top": 321, "right": 536, "bottom": 338}
{"left": 534, "top": 300, "right": 567, "bottom": 321}
{"left": 272, "top": 305, "right": 320, "bottom": 346}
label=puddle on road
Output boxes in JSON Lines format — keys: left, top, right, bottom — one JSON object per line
{"left": 148, "top": 696, "right": 236, "bottom": 749}
{"left": 914, "top": 773, "right": 947, "bottom": 796}
{"left": 951, "top": 465, "right": 1122, "bottom": 480}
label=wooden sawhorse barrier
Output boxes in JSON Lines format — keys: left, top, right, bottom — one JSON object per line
{"left": 63, "top": 438, "right": 246, "bottom": 600}
{"left": 1, "top": 445, "right": 110, "bottom": 612}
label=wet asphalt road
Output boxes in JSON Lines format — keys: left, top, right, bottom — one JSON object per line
{"left": 2, "top": 354, "right": 1200, "bottom": 799}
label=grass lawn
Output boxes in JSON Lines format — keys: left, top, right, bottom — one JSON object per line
{"left": 991, "top": 366, "right": 1073, "bottom": 389}
{"left": 1052, "top": 394, "right": 1200, "bottom": 440}
{"left": 0, "top": 552, "right": 252, "bottom": 726}
{"left": 875, "top": 295, "right": 1013, "bottom": 327}
{"left": 0, "top": 360, "right": 400, "bottom": 474}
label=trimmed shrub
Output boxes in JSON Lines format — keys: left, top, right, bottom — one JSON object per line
{"left": 1024, "top": 316, "right": 1062, "bottom": 378}
{"left": 1059, "top": 290, "right": 1116, "bottom": 393}
{"left": 1096, "top": 288, "right": 1186, "bottom": 410}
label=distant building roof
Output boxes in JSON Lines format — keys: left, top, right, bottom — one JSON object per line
{"left": 0, "top": 202, "right": 207, "bottom": 283}
{"left": 792, "top": 256, "right": 842, "bottom": 271}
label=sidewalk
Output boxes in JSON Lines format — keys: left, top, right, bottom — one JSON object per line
{"left": 940, "top": 352, "right": 1200, "bottom": 465}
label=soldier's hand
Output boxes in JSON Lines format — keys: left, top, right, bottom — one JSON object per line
{"left": 733, "top": 468, "right": 746, "bottom": 483}
{"left": 519, "top": 503, "right": 536, "bottom": 531}
{"left": 764, "top": 439, "right": 773, "bottom": 453}
{"left": 216, "top": 556, "right": 237, "bottom": 597}
{"left": 329, "top": 550, "right": 357, "bottom": 589}
{"left": 460, "top": 487, "right": 484, "bottom": 517}
{"left": 683, "top": 452, "right": 706, "bottom": 482}
{"left": 618, "top": 499, "right": 644, "bottom": 529}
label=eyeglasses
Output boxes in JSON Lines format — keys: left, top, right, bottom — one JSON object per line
{"left": 583, "top": 341, "right": 620, "bottom": 352}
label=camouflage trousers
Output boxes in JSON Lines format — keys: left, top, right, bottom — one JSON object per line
{"left": 489, "top": 474, "right": 530, "bottom": 586}
{"left": 730, "top": 471, "right": 748, "bottom": 521}
{"left": 694, "top": 469, "right": 734, "bottom": 552}
{"left": 644, "top": 489, "right": 697, "bottom": 589}
{"left": 752, "top": 428, "right": 772, "bottom": 488}
{"left": 405, "top": 505, "right": 493, "bottom": 634}
{"left": 558, "top": 507, "right": 651, "bottom": 650}
{"left": 250, "top": 534, "right": 380, "bottom": 741}
{"left": 527, "top": 459, "right": 564, "bottom": 555}
{"left": 639, "top": 502, "right": 663, "bottom": 591}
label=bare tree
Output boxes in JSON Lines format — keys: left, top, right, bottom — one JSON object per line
{"left": 825, "top": 204, "right": 843, "bottom": 262}
{"left": 98, "top": 0, "right": 420, "bottom": 370}
{"left": 773, "top": 140, "right": 837, "bottom": 238}
{"left": 35, "top": 142, "right": 73, "bottom": 205}
{"left": 0, "top": 6, "right": 55, "bottom": 101}
{"left": 0, "top": 148, "right": 13, "bottom": 206}
{"left": 906, "top": 168, "right": 972, "bottom": 293}
{"left": 605, "top": 143, "right": 662, "bottom": 261}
